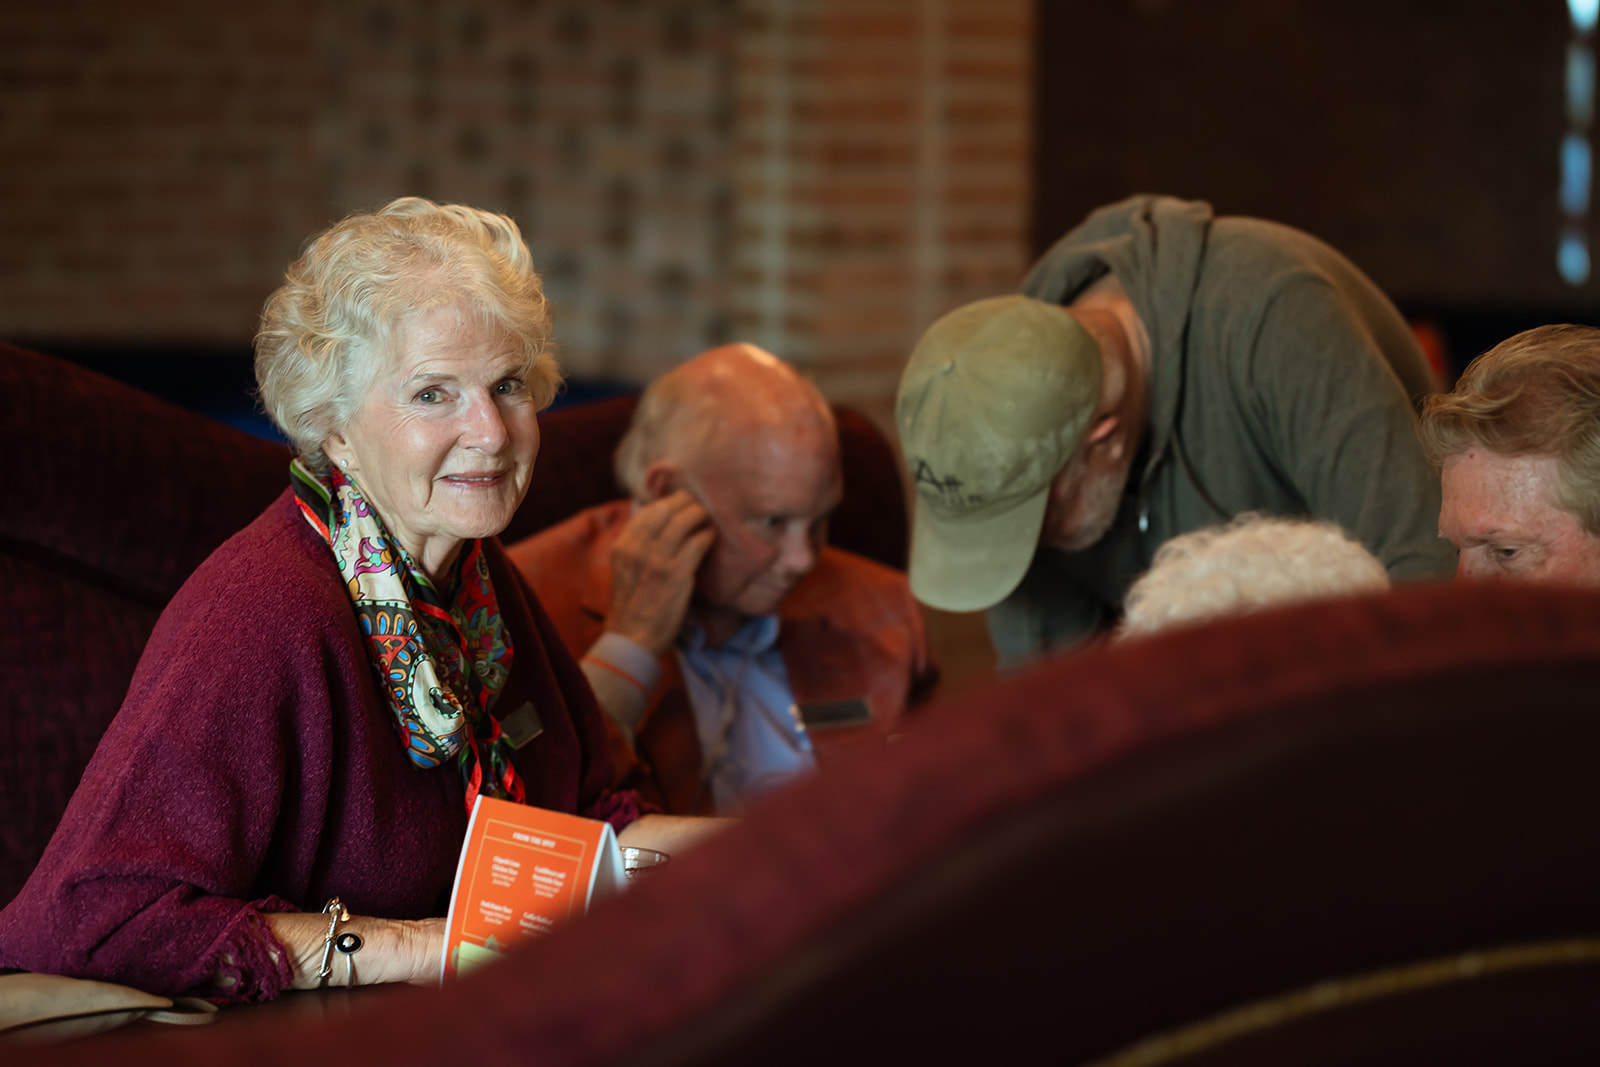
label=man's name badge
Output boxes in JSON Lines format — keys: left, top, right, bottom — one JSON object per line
{"left": 499, "top": 702, "right": 544, "bottom": 749}
{"left": 795, "top": 697, "right": 873, "bottom": 731}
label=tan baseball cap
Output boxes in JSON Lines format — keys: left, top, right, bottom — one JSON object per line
{"left": 896, "top": 295, "right": 1103, "bottom": 612}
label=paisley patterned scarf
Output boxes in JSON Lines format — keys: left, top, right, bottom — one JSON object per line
{"left": 291, "top": 458, "right": 525, "bottom": 810}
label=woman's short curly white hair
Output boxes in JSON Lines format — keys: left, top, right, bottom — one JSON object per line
{"left": 254, "top": 197, "right": 561, "bottom": 468}
{"left": 1120, "top": 513, "right": 1390, "bottom": 637}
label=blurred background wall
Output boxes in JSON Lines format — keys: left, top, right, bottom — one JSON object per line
{"left": 6, "top": 1, "right": 1597, "bottom": 416}
{"left": 0, "top": 0, "right": 1031, "bottom": 428}
{"left": 1033, "top": 0, "right": 1600, "bottom": 364}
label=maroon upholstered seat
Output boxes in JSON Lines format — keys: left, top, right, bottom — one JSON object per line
{"left": 0, "top": 343, "right": 290, "bottom": 905}
{"left": 19, "top": 579, "right": 1600, "bottom": 1064}
{"left": 0, "top": 344, "right": 908, "bottom": 902}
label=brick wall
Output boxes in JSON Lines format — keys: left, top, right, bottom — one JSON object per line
{"left": 8, "top": 2, "right": 1596, "bottom": 395}
{"left": 1, "top": 0, "right": 1030, "bottom": 410}
{"left": 1, "top": 2, "right": 747, "bottom": 383}
{"left": 321, "top": 0, "right": 740, "bottom": 383}
{"left": 0, "top": 0, "right": 327, "bottom": 341}
{"left": 733, "top": 0, "right": 1033, "bottom": 426}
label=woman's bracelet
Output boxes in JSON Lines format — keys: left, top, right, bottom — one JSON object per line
{"left": 316, "top": 897, "right": 365, "bottom": 988}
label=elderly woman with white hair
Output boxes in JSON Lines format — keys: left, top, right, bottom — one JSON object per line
{"left": 1120, "top": 513, "right": 1391, "bottom": 637}
{"left": 0, "top": 198, "right": 701, "bottom": 1002}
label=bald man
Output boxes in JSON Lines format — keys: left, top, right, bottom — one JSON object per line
{"left": 510, "top": 345, "right": 934, "bottom": 815}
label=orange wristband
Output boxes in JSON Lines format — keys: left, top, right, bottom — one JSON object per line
{"left": 582, "top": 654, "right": 652, "bottom": 699}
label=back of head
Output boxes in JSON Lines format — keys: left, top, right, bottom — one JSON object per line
{"left": 613, "top": 343, "right": 836, "bottom": 496}
{"left": 255, "top": 197, "right": 560, "bottom": 468}
{"left": 1418, "top": 324, "right": 1600, "bottom": 536}
{"left": 1120, "top": 514, "right": 1390, "bottom": 637}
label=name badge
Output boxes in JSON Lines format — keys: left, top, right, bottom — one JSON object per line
{"left": 499, "top": 702, "right": 544, "bottom": 749}
{"left": 795, "top": 697, "right": 873, "bottom": 731}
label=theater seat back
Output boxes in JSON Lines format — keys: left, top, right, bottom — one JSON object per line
{"left": 22, "top": 581, "right": 1600, "bottom": 1066}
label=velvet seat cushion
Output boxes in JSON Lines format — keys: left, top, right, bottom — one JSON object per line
{"left": 0, "top": 344, "right": 291, "bottom": 903}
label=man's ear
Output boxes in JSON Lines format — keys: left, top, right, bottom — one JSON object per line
{"left": 1085, "top": 413, "right": 1120, "bottom": 445}
{"left": 1084, "top": 413, "right": 1126, "bottom": 462}
{"left": 642, "top": 462, "right": 681, "bottom": 502}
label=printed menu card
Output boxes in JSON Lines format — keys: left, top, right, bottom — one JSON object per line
{"left": 439, "top": 795, "right": 624, "bottom": 981}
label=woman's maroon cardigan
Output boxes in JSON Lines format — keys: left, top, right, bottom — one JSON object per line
{"left": 0, "top": 490, "right": 632, "bottom": 1001}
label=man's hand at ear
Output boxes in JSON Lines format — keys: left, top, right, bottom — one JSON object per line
{"left": 605, "top": 490, "right": 716, "bottom": 656}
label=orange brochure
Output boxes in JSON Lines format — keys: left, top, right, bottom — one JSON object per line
{"left": 439, "top": 795, "right": 624, "bottom": 981}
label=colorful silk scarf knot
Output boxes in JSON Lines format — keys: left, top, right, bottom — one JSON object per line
{"left": 291, "top": 458, "right": 525, "bottom": 810}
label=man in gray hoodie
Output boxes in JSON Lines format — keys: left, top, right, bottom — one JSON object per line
{"left": 897, "top": 195, "right": 1456, "bottom": 663}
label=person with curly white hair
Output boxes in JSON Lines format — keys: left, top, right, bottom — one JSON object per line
{"left": 1120, "top": 513, "right": 1390, "bottom": 637}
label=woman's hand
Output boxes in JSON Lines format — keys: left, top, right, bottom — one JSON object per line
{"left": 618, "top": 814, "right": 735, "bottom": 856}
{"left": 258, "top": 912, "right": 447, "bottom": 990}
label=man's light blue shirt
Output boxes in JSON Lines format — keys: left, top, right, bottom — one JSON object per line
{"left": 675, "top": 615, "right": 816, "bottom": 814}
